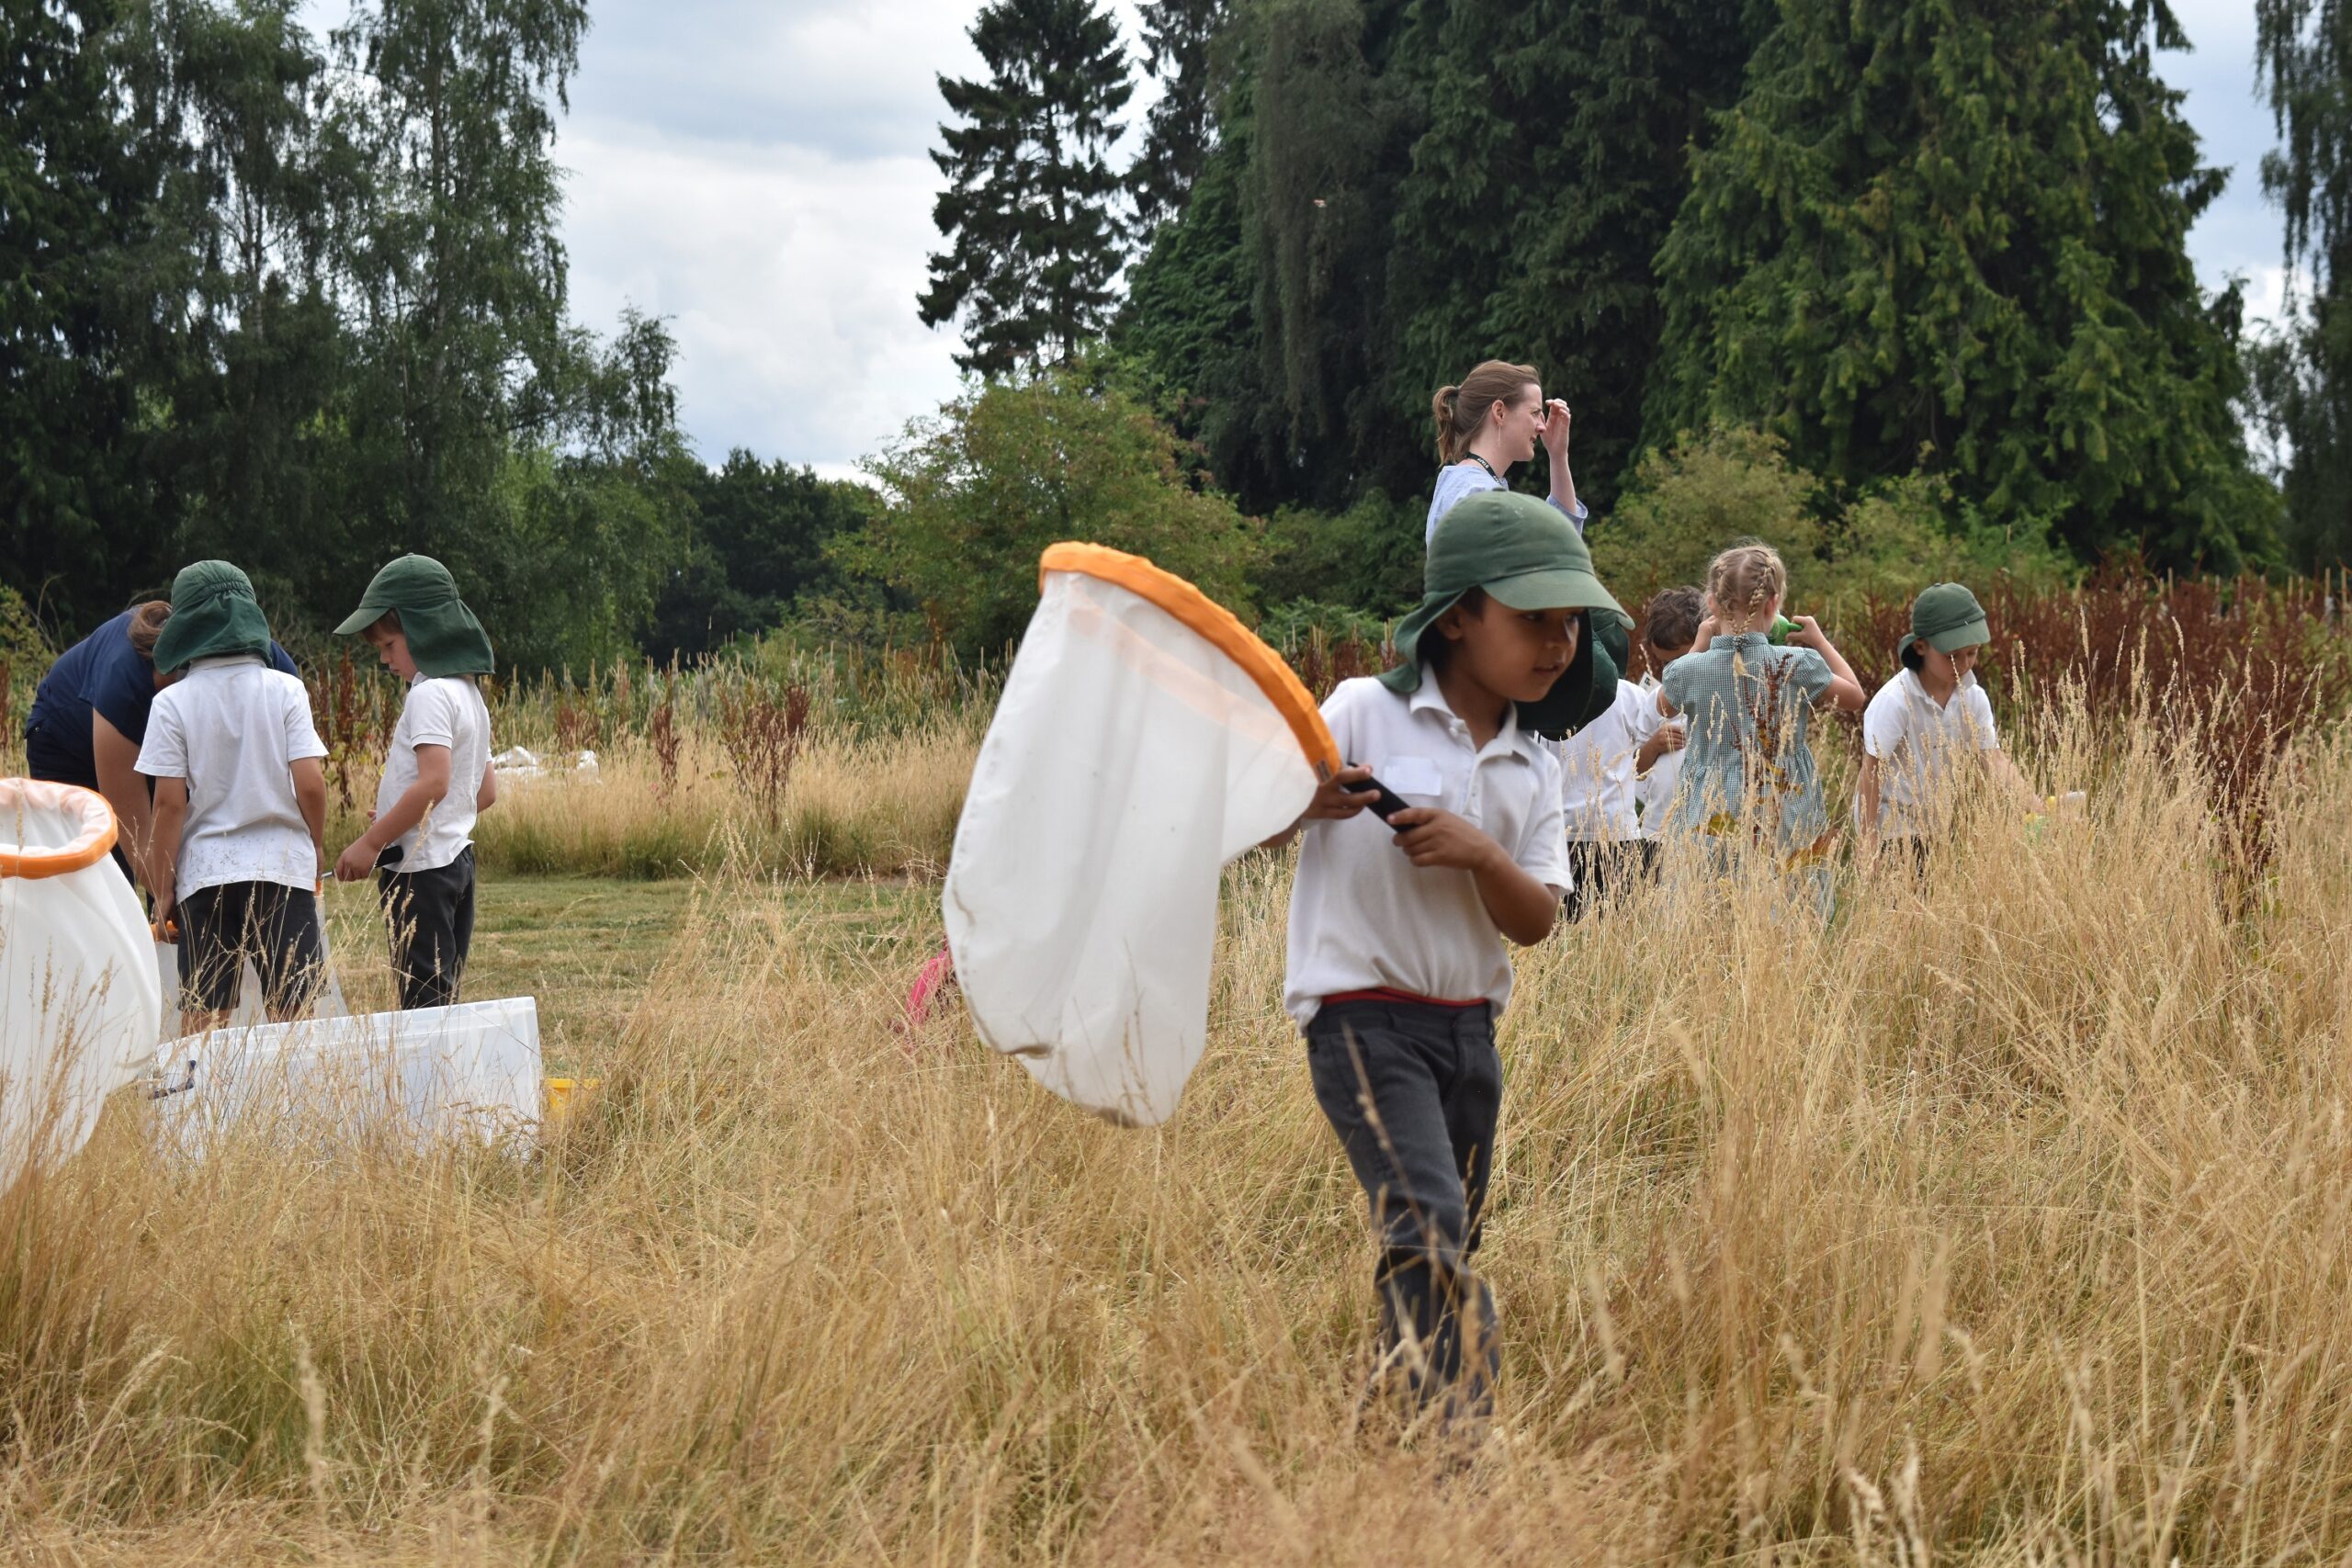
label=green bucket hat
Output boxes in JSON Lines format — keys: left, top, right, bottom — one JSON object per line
{"left": 1383, "top": 490, "right": 1633, "bottom": 739}
{"left": 150, "top": 560, "right": 273, "bottom": 674}
{"left": 334, "top": 554, "right": 495, "bottom": 677}
{"left": 1899, "top": 582, "right": 1991, "bottom": 659}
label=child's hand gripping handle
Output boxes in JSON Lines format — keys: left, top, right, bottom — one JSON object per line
{"left": 1356, "top": 774, "right": 1414, "bottom": 822}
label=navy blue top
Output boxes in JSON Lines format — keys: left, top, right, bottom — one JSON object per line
{"left": 26, "top": 610, "right": 299, "bottom": 778}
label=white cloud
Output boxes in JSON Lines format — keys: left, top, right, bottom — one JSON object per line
{"left": 560, "top": 124, "right": 967, "bottom": 468}
{"left": 555, "top": 0, "right": 1152, "bottom": 473}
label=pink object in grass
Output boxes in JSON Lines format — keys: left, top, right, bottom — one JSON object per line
{"left": 903, "top": 944, "right": 957, "bottom": 1029}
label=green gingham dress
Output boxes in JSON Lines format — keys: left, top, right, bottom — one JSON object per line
{"left": 1657, "top": 633, "right": 1836, "bottom": 862}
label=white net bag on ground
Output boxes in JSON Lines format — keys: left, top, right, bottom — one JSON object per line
{"left": 944, "top": 544, "right": 1340, "bottom": 1126}
{"left": 0, "top": 781, "right": 163, "bottom": 1180}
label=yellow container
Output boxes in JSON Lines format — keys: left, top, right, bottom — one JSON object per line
{"left": 543, "top": 1077, "right": 604, "bottom": 1127}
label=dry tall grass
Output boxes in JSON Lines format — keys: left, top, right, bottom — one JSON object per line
{"left": 6, "top": 690, "right": 2352, "bottom": 1562}
{"left": 464, "top": 721, "right": 978, "bottom": 881}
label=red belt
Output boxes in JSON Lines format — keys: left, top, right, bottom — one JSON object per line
{"left": 1322, "top": 987, "right": 1487, "bottom": 1010}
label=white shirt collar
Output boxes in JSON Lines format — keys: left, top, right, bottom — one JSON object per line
{"left": 1898, "top": 665, "right": 1977, "bottom": 710}
{"left": 190, "top": 653, "right": 265, "bottom": 670}
{"left": 1406, "top": 665, "right": 1537, "bottom": 761}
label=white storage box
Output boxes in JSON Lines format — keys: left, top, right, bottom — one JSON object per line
{"left": 152, "top": 996, "right": 542, "bottom": 1156}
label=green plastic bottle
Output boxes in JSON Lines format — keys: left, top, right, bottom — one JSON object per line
{"left": 1766, "top": 615, "right": 1801, "bottom": 645}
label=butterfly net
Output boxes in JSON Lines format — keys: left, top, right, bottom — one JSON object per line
{"left": 944, "top": 546, "right": 1334, "bottom": 1126}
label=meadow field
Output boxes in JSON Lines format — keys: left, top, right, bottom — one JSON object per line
{"left": 7, "top": 585, "right": 2352, "bottom": 1562}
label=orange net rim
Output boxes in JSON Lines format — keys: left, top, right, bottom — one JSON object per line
{"left": 0, "top": 780, "right": 120, "bottom": 879}
{"left": 1038, "top": 543, "right": 1340, "bottom": 779}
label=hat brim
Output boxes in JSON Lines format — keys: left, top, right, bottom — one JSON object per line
{"left": 1382, "top": 570, "right": 1634, "bottom": 739}
{"left": 1923, "top": 615, "right": 1991, "bottom": 654}
{"left": 1484, "top": 566, "right": 1630, "bottom": 626}
{"left": 334, "top": 601, "right": 390, "bottom": 636}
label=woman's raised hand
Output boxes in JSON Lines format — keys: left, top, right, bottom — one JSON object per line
{"left": 1541, "top": 399, "right": 1572, "bottom": 462}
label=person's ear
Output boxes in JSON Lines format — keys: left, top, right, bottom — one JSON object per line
{"left": 1435, "top": 604, "right": 1468, "bottom": 643}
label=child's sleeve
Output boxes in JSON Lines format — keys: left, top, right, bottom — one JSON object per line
{"left": 1519, "top": 750, "right": 1573, "bottom": 896}
{"left": 1659, "top": 658, "right": 1693, "bottom": 714}
{"left": 1860, "top": 685, "right": 1901, "bottom": 760}
{"left": 1794, "top": 648, "right": 1835, "bottom": 704}
{"left": 134, "top": 691, "right": 186, "bottom": 780}
{"left": 1621, "top": 680, "right": 1663, "bottom": 744}
{"left": 402, "top": 682, "right": 458, "bottom": 750}
{"left": 1317, "top": 681, "right": 1360, "bottom": 765}
{"left": 282, "top": 679, "right": 329, "bottom": 762}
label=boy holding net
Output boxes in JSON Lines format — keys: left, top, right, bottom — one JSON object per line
{"left": 1276, "top": 489, "right": 1628, "bottom": 1419}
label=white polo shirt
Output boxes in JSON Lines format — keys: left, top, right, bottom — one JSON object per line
{"left": 1283, "top": 671, "right": 1570, "bottom": 1030}
{"left": 1553, "top": 678, "right": 1662, "bottom": 842}
{"left": 376, "top": 675, "right": 492, "bottom": 873}
{"left": 135, "top": 655, "right": 328, "bottom": 897}
{"left": 1634, "top": 673, "right": 1686, "bottom": 839}
{"left": 1857, "top": 667, "right": 2000, "bottom": 840}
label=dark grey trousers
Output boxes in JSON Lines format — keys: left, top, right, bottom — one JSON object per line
{"left": 1306, "top": 998, "right": 1503, "bottom": 1411}
{"left": 376, "top": 845, "right": 477, "bottom": 1010}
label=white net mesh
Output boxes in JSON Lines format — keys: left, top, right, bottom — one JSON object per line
{"left": 0, "top": 781, "right": 163, "bottom": 1180}
{"left": 944, "top": 569, "right": 1322, "bottom": 1125}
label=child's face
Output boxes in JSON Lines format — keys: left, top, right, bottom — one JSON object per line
{"left": 362, "top": 617, "right": 419, "bottom": 681}
{"left": 1921, "top": 642, "right": 1982, "bottom": 682}
{"left": 1440, "top": 596, "right": 1581, "bottom": 703}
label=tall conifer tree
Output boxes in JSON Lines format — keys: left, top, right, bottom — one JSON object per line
{"left": 1130, "top": 0, "right": 1224, "bottom": 237}
{"left": 1646, "top": 0, "right": 2273, "bottom": 570}
{"left": 1385, "top": 0, "right": 1766, "bottom": 512}
{"left": 2256, "top": 0, "right": 2352, "bottom": 564}
{"left": 920, "top": 0, "right": 1134, "bottom": 376}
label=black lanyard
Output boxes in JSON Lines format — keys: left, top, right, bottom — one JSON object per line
{"left": 1464, "top": 454, "right": 1498, "bottom": 480}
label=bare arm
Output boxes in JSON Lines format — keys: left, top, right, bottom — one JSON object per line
{"left": 92, "top": 714, "right": 153, "bottom": 887}
{"left": 475, "top": 757, "right": 497, "bottom": 814}
{"left": 148, "top": 776, "right": 187, "bottom": 920}
{"left": 1541, "top": 400, "right": 1579, "bottom": 518}
{"left": 1386, "top": 808, "right": 1560, "bottom": 946}
{"left": 1787, "top": 616, "right": 1866, "bottom": 713}
{"left": 290, "top": 757, "right": 327, "bottom": 877}
{"left": 334, "top": 743, "right": 451, "bottom": 882}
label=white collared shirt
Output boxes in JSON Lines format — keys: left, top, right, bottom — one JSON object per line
{"left": 1283, "top": 671, "right": 1569, "bottom": 1029}
{"left": 135, "top": 654, "right": 328, "bottom": 897}
{"left": 1857, "top": 667, "right": 2000, "bottom": 839}
{"left": 1553, "top": 678, "right": 1663, "bottom": 841}
{"left": 1634, "top": 671, "right": 1686, "bottom": 839}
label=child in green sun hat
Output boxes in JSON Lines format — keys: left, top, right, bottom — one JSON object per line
{"left": 331, "top": 555, "right": 498, "bottom": 1010}
{"left": 1856, "top": 581, "right": 2052, "bottom": 862}
{"left": 135, "top": 561, "right": 331, "bottom": 1033}
{"left": 1270, "top": 487, "right": 1629, "bottom": 1422}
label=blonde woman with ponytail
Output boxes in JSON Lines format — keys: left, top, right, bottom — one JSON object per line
{"left": 1426, "top": 360, "right": 1585, "bottom": 546}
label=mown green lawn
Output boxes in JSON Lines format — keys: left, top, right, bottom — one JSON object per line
{"left": 322, "top": 873, "right": 943, "bottom": 1074}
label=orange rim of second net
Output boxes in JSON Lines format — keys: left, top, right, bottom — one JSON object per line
{"left": 1039, "top": 542, "right": 1341, "bottom": 780}
{"left": 0, "top": 780, "right": 119, "bottom": 879}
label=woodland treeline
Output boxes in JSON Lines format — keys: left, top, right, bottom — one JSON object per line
{"left": 12, "top": 0, "right": 2352, "bottom": 673}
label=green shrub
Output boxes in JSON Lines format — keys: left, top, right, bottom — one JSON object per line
{"left": 851, "top": 363, "right": 1264, "bottom": 659}
{"left": 1256, "top": 492, "right": 1423, "bottom": 617}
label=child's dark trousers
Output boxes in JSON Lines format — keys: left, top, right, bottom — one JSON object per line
{"left": 1563, "top": 840, "right": 1658, "bottom": 920}
{"left": 377, "top": 845, "right": 477, "bottom": 1010}
{"left": 1306, "top": 997, "right": 1502, "bottom": 1413}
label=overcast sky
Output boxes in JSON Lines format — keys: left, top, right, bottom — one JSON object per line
{"left": 537, "top": 0, "right": 2286, "bottom": 481}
